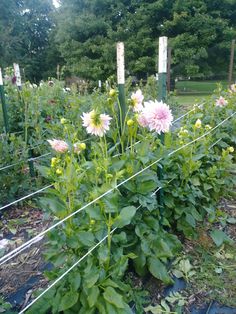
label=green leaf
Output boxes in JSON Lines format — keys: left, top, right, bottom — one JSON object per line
{"left": 69, "top": 273, "right": 81, "bottom": 290}
{"left": 185, "top": 214, "right": 196, "bottom": 227}
{"left": 102, "top": 279, "right": 119, "bottom": 288}
{"left": 148, "top": 257, "right": 173, "bottom": 284}
{"left": 210, "top": 229, "right": 228, "bottom": 247}
{"left": 77, "top": 231, "right": 95, "bottom": 246}
{"left": 191, "top": 177, "right": 201, "bottom": 186}
{"left": 39, "top": 196, "right": 67, "bottom": 217}
{"left": 87, "top": 286, "right": 100, "bottom": 307}
{"left": 59, "top": 291, "right": 79, "bottom": 311}
{"left": 103, "top": 287, "right": 125, "bottom": 309}
{"left": 114, "top": 206, "right": 137, "bottom": 228}
{"left": 84, "top": 271, "right": 100, "bottom": 288}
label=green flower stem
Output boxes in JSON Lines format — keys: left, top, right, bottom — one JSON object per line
{"left": 106, "top": 213, "right": 112, "bottom": 271}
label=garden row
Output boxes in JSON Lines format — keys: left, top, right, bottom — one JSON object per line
{"left": 0, "top": 75, "right": 235, "bottom": 312}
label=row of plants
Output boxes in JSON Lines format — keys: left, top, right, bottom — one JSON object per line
{"left": 21, "top": 84, "right": 236, "bottom": 313}
{"left": 0, "top": 69, "right": 158, "bottom": 206}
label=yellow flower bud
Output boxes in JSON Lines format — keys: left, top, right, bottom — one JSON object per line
{"left": 90, "top": 219, "right": 96, "bottom": 225}
{"left": 195, "top": 119, "right": 202, "bottom": 129}
{"left": 51, "top": 157, "right": 57, "bottom": 167}
{"left": 60, "top": 118, "right": 67, "bottom": 124}
{"left": 109, "top": 89, "right": 116, "bottom": 97}
{"left": 205, "top": 124, "right": 212, "bottom": 131}
{"left": 127, "top": 119, "right": 134, "bottom": 126}
{"left": 228, "top": 146, "right": 234, "bottom": 153}
{"left": 56, "top": 168, "right": 62, "bottom": 175}
{"left": 79, "top": 143, "right": 86, "bottom": 150}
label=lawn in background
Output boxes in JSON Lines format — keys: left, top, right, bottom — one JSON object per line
{"left": 172, "top": 80, "right": 228, "bottom": 108}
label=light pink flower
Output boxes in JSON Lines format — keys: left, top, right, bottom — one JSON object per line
{"left": 81, "top": 110, "right": 112, "bottom": 137}
{"left": 139, "top": 100, "right": 173, "bottom": 134}
{"left": 48, "top": 139, "right": 69, "bottom": 153}
{"left": 216, "top": 96, "right": 228, "bottom": 107}
{"left": 230, "top": 83, "right": 236, "bottom": 93}
{"left": 137, "top": 114, "right": 148, "bottom": 128}
{"left": 131, "top": 89, "right": 144, "bottom": 112}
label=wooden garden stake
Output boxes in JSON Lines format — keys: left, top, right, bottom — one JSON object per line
{"left": 117, "top": 42, "right": 126, "bottom": 133}
{"left": 14, "top": 63, "right": 35, "bottom": 177}
{"left": 0, "top": 68, "right": 9, "bottom": 133}
{"left": 157, "top": 36, "right": 168, "bottom": 220}
{"left": 13, "top": 63, "right": 22, "bottom": 89}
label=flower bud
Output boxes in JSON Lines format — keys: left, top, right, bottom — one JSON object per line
{"left": 205, "top": 125, "right": 212, "bottom": 131}
{"left": 56, "top": 168, "right": 62, "bottom": 175}
{"left": 79, "top": 143, "right": 86, "bottom": 150}
{"left": 228, "top": 146, "right": 234, "bottom": 153}
{"left": 51, "top": 157, "right": 57, "bottom": 168}
{"left": 109, "top": 89, "right": 116, "bottom": 97}
{"left": 195, "top": 119, "right": 202, "bottom": 129}
{"left": 127, "top": 119, "right": 134, "bottom": 126}
{"left": 60, "top": 118, "right": 67, "bottom": 124}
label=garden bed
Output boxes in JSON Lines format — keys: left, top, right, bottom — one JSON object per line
{"left": 0, "top": 196, "right": 235, "bottom": 313}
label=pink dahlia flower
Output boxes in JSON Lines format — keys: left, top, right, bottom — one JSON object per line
{"left": 131, "top": 89, "right": 144, "bottom": 112}
{"left": 216, "top": 96, "right": 228, "bottom": 107}
{"left": 139, "top": 100, "right": 173, "bottom": 134}
{"left": 81, "top": 110, "right": 112, "bottom": 137}
{"left": 47, "top": 139, "right": 69, "bottom": 153}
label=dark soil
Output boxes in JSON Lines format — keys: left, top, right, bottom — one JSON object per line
{"left": 0, "top": 206, "right": 49, "bottom": 311}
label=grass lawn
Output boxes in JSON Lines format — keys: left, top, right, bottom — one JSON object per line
{"left": 169, "top": 80, "right": 228, "bottom": 111}
{"left": 176, "top": 80, "right": 228, "bottom": 94}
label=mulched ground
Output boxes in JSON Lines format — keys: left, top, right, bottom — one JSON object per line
{"left": 0, "top": 206, "right": 50, "bottom": 311}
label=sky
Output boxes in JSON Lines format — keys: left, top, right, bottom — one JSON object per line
{"left": 53, "top": 0, "right": 60, "bottom": 8}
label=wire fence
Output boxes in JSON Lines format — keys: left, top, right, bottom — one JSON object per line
{"left": 0, "top": 110, "right": 234, "bottom": 268}
{"left": 0, "top": 185, "right": 53, "bottom": 212}
{"left": 0, "top": 103, "right": 203, "bottom": 214}
{"left": 18, "top": 109, "right": 234, "bottom": 312}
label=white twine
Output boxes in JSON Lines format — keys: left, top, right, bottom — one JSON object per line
{"left": 0, "top": 185, "right": 53, "bottom": 212}
{"left": 0, "top": 111, "right": 235, "bottom": 267}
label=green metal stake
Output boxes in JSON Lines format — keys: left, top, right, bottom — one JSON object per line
{"left": 0, "top": 87, "right": 9, "bottom": 134}
{"left": 157, "top": 37, "right": 168, "bottom": 221}
{"left": 117, "top": 42, "right": 126, "bottom": 135}
{"left": 0, "top": 68, "right": 9, "bottom": 133}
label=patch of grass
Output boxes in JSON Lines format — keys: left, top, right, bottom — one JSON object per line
{"left": 188, "top": 243, "right": 236, "bottom": 308}
{"left": 176, "top": 80, "right": 228, "bottom": 94}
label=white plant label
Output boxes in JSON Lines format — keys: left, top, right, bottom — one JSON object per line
{"left": 0, "top": 68, "right": 3, "bottom": 86}
{"left": 98, "top": 80, "right": 102, "bottom": 88}
{"left": 117, "top": 42, "right": 125, "bottom": 84}
{"left": 13, "top": 63, "right": 22, "bottom": 87}
{"left": 158, "top": 37, "right": 168, "bottom": 73}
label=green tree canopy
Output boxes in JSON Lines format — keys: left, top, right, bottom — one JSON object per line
{"left": 55, "top": 0, "right": 236, "bottom": 81}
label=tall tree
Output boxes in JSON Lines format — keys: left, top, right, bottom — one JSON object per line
{"left": 55, "top": 0, "right": 236, "bottom": 81}
{"left": 0, "top": 0, "right": 59, "bottom": 81}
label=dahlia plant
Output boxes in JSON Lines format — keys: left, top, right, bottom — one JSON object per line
{"left": 29, "top": 85, "right": 235, "bottom": 314}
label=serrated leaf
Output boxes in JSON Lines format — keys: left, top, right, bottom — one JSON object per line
{"left": 69, "top": 273, "right": 81, "bottom": 290}
{"left": 87, "top": 286, "right": 99, "bottom": 307}
{"left": 58, "top": 291, "right": 78, "bottom": 311}
{"left": 114, "top": 206, "right": 137, "bottom": 228}
{"left": 148, "top": 257, "right": 173, "bottom": 284}
{"left": 103, "top": 287, "right": 124, "bottom": 309}
{"left": 172, "top": 269, "right": 183, "bottom": 278}
{"left": 210, "top": 229, "right": 227, "bottom": 247}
